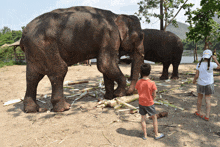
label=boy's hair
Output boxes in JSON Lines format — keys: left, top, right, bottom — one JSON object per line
{"left": 198, "top": 57, "right": 211, "bottom": 70}
{"left": 140, "top": 63, "right": 151, "bottom": 78}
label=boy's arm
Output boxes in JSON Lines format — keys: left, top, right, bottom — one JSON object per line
{"left": 193, "top": 70, "right": 199, "bottom": 84}
{"left": 152, "top": 90, "right": 156, "bottom": 100}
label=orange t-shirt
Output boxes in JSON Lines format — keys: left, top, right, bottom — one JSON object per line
{"left": 135, "top": 79, "right": 157, "bottom": 106}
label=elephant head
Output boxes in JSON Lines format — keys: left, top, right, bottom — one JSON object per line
{"left": 115, "top": 15, "right": 144, "bottom": 95}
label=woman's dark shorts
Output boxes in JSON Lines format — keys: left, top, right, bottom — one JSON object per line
{"left": 139, "top": 104, "right": 156, "bottom": 116}
{"left": 197, "top": 83, "right": 215, "bottom": 95}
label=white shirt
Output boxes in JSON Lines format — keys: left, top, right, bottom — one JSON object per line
{"left": 196, "top": 62, "right": 218, "bottom": 86}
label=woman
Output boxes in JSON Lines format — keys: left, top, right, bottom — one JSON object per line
{"left": 193, "top": 49, "right": 220, "bottom": 121}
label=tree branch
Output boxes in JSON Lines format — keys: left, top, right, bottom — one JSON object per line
{"left": 164, "top": 0, "right": 189, "bottom": 30}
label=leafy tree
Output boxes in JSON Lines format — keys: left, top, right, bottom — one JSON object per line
{"left": 185, "top": 0, "right": 220, "bottom": 50}
{"left": 0, "top": 27, "right": 22, "bottom": 46}
{"left": 135, "top": 0, "right": 194, "bottom": 31}
{"left": 0, "top": 26, "right": 11, "bottom": 35}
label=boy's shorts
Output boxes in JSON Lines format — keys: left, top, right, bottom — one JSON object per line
{"left": 197, "top": 83, "right": 215, "bottom": 95}
{"left": 139, "top": 104, "right": 156, "bottom": 116}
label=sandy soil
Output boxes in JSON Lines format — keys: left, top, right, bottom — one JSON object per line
{"left": 0, "top": 63, "right": 220, "bottom": 147}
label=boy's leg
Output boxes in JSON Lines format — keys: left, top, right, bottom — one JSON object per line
{"left": 151, "top": 114, "right": 159, "bottom": 137}
{"left": 197, "top": 93, "right": 203, "bottom": 114}
{"left": 141, "top": 115, "right": 147, "bottom": 138}
{"left": 205, "top": 95, "right": 211, "bottom": 118}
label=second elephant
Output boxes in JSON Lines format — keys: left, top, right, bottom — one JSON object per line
{"left": 143, "top": 29, "right": 183, "bottom": 80}
{"left": 120, "top": 29, "right": 183, "bottom": 80}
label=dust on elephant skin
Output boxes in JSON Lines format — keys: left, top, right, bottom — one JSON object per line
{"left": 20, "top": 6, "right": 144, "bottom": 113}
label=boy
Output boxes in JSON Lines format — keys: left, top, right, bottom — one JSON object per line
{"left": 135, "top": 63, "right": 165, "bottom": 140}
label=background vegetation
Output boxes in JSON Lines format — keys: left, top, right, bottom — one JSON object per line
{"left": 0, "top": 26, "right": 24, "bottom": 67}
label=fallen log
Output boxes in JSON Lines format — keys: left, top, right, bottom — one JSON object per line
{"left": 115, "top": 98, "right": 137, "bottom": 110}
{"left": 96, "top": 94, "right": 139, "bottom": 109}
{"left": 149, "top": 111, "right": 168, "bottom": 119}
{"left": 96, "top": 94, "right": 139, "bottom": 111}
{"left": 68, "top": 81, "right": 89, "bottom": 85}
{"left": 154, "top": 100, "right": 184, "bottom": 111}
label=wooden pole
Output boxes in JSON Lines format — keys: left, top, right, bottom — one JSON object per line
{"left": 13, "top": 46, "right": 17, "bottom": 62}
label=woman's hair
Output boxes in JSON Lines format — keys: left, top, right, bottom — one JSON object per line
{"left": 140, "top": 63, "right": 151, "bottom": 78}
{"left": 198, "top": 57, "right": 211, "bottom": 70}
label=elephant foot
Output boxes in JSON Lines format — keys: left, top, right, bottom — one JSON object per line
{"left": 52, "top": 100, "right": 71, "bottom": 112}
{"left": 24, "top": 100, "right": 47, "bottom": 113}
{"left": 114, "top": 89, "right": 126, "bottom": 98}
{"left": 104, "top": 93, "right": 114, "bottom": 100}
{"left": 171, "top": 75, "right": 179, "bottom": 80}
{"left": 160, "top": 75, "right": 169, "bottom": 80}
{"left": 126, "top": 89, "right": 134, "bottom": 96}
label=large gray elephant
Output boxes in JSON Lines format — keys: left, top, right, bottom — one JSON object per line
{"left": 120, "top": 29, "right": 183, "bottom": 80}
{"left": 143, "top": 29, "right": 183, "bottom": 80}
{"left": 20, "top": 6, "right": 144, "bottom": 113}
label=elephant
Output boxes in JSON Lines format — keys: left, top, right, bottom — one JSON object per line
{"left": 120, "top": 29, "right": 183, "bottom": 80}
{"left": 20, "top": 6, "right": 144, "bottom": 113}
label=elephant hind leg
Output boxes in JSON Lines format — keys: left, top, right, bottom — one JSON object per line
{"left": 171, "top": 61, "right": 180, "bottom": 79}
{"left": 24, "top": 64, "right": 46, "bottom": 113}
{"left": 160, "top": 62, "right": 171, "bottom": 80}
{"left": 47, "top": 63, "right": 70, "bottom": 112}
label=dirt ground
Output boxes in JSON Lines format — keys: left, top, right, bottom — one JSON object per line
{"left": 0, "top": 63, "right": 220, "bottom": 147}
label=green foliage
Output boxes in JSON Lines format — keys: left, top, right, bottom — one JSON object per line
{"left": 0, "top": 26, "right": 11, "bottom": 35}
{"left": 185, "top": 0, "right": 220, "bottom": 43}
{"left": 0, "top": 46, "right": 23, "bottom": 60}
{"left": 0, "top": 26, "right": 24, "bottom": 68}
{"left": 0, "top": 29, "right": 22, "bottom": 46}
{"left": 0, "top": 59, "right": 26, "bottom": 68}
{"left": 135, "top": 0, "right": 194, "bottom": 30}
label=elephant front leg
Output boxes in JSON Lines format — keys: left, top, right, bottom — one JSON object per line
{"left": 99, "top": 67, "right": 126, "bottom": 99}
{"left": 97, "top": 53, "right": 126, "bottom": 100}
{"left": 103, "top": 75, "right": 114, "bottom": 99}
{"left": 24, "top": 65, "right": 46, "bottom": 113}
{"left": 160, "top": 62, "right": 171, "bottom": 80}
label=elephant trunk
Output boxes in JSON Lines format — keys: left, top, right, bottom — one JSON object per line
{"left": 126, "top": 47, "right": 144, "bottom": 95}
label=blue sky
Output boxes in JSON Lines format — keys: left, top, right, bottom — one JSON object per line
{"left": 0, "top": 0, "right": 201, "bottom": 31}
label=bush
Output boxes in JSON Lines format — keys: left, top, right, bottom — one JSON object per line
{"left": 0, "top": 60, "right": 26, "bottom": 68}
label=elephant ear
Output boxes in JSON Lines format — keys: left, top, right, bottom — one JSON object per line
{"left": 115, "top": 15, "right": 128, "bottom": 41}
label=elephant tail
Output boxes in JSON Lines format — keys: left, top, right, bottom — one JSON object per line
{"left": 20, "top": 34, "right": 27, "bottom": 53}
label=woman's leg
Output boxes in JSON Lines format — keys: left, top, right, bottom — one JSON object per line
{"left": 205, "top": 94, "right": 212, "bottom": 118}
{"left": 197, "top": 93, "right": 203, "bottom": 114}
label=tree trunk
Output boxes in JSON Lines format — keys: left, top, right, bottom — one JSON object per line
{"left": 194, "top": 48, "right": 196, "bottom": 62}
{"left": 160, "top": 0, "right": 164, "bottom": 31}
{"left": 204, "top": 36, "right": 208, "bottom": 50}
{"left": 195, "top": 43, "right": 198, "bottom": 61}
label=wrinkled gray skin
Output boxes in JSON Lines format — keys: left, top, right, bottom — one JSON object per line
{"left": 120, "top": 29, "right": 183, "bottom": 80}
{"left": 20, "top": 6, "right": 144, "bottom": 113}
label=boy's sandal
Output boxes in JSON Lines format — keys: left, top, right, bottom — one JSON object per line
{"left": 154, "top": 133, "right": 165, "bottom": 140}
{"left": 142, "top": 137, "right": 147, "bottom": 140}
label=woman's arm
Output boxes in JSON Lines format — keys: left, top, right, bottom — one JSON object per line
{"left": 193, "top": 70, "right": 199, "bottom": 84}
{"left": 212, "top": 55, "right": 220, "bottom": 69}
